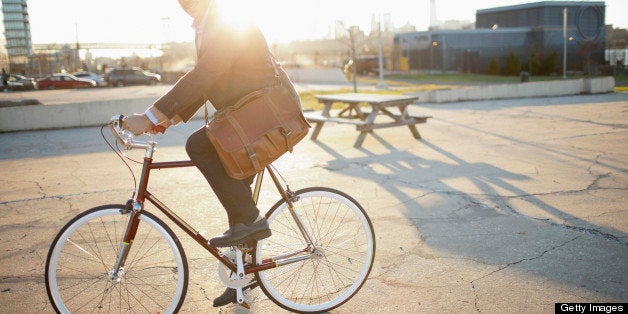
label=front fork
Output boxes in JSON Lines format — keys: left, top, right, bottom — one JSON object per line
{"left": 110, "top": 200, "right": 142, "bottom": 281}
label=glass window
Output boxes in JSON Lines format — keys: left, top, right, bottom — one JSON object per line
{"left": 5, "top": 21, "right": 25, "bottom": 30}
{"left": 4, "top": 30, "right": 25, "bottom": 38}
{"left": 2, "top": 3, "right": 22, "bottom": 11}
{"left": 3, "top": 13, "right": 23, "bottom": 20}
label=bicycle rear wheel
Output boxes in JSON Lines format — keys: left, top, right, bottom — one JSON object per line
{"left": 255, "top": 187, "right": 375, "bottom": 313}
{"left": 45, "top": 205, "right": 188, "bottom": 313}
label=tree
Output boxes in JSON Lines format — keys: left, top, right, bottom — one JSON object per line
{"left": 503, "top": 52, "right": 521, "bottom": 76}
{"left": 605, "top": 25, "right": 628, "bottom": 49}
{"left": 487, "top": 57, "right": 500, "bottom": 75}
{"left": 539, "top": 52, "right": 558, "bottom": 75}
{"left": 577, "top": 40, "right": 600, "bottom": 75}
{"left": 335, "top": 26, "right": 367, "bottom": 92}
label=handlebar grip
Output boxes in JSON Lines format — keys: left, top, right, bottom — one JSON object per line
{"left": 151, "top": 124, "right": 166, "bottom": 134}
{"left": 108, "top": 115, "right": 154, "bottom": 150}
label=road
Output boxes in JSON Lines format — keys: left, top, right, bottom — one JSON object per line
{"left": 0, "top": 82, "right": 353, "bottom": 106}
{"left": 0, "top": 91, "right": 627, "bottom": 313}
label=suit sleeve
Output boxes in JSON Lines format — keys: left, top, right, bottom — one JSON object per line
{"left": 147, "top": 24, "right": 236, "bottom": 123}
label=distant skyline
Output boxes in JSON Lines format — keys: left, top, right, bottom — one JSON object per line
{"left": 26, "top": 0, "right": 628, "bottom": 45}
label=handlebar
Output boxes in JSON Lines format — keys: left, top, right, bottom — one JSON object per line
{"left": 108, "top": 115, "right": 156, "bottom": 150}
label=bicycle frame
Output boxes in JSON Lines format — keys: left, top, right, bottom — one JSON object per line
{"left": 46, "top": 119, "right": 375, "bottom": 313}
{"left": 112, "top": 149, "right": 316, "bottom": 278}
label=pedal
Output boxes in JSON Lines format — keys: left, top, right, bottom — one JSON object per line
{"left": 236, "top": 241, "right": 256, "bottom": 255}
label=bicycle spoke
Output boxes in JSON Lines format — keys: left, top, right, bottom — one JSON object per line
{"left": 256, "top": 188, "right": 374, "bottom": 312}
{"left": 46, "top": 207, "right": 188, "bottom": 313}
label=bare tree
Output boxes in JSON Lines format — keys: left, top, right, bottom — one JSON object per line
{"left": 336, "top": 26, "right": 366, "bottom": 93}
{"left": 577, "top": 40, "right": 600, "bottom": 75}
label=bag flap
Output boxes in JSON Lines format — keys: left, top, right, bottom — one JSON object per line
{"left": 207, "top": 85, "right": 303, "bottom": 153}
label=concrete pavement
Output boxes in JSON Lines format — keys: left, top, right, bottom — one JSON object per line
{"left": 0, "top": 92, "right": 627, "bottom": 312}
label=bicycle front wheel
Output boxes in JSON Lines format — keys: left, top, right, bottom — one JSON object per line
{"left": 255, "top": 187, "right": 375, "bottom": 313}
{"left": 45, "top": 205, "right": 188, "bottom": 313}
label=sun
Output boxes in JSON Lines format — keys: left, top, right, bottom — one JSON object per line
{"left": 212, "top": 0, "right": 327, "bottom": 43}
{"left": 215, "top": 0, "right": 261, "bottom": 31}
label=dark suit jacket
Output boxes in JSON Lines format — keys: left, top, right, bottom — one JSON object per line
{"left": 148, "top": 19, "right": 278, "bottom": 124}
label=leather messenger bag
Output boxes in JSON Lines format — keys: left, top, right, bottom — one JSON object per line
{"left": 205, "top": 81, "right": 310, "bottom": 180}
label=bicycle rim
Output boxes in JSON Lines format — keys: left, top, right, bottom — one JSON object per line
{"left": 45, "top": 205, "right": 188, "bottom": 313}
{"left": 255, "top": 187, "right": 375, "bottom": 313}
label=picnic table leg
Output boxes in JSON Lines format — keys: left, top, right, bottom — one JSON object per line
{"left": 338, "top": 106, "right": 351, "bottom": 117}
{"left": 310, "top": 121, "right": 325, "bottom": 140}
{"left": 338, "top": 103, "right": 361, "bottom": 118}
{"left": 398, "top": 104, "right": 422, "bottom": 139}
{"left": 353, "top": 108, "right": 378, "bottom": 148}
{"left": 353, "top": 131, "right": 368, "bottom": 148}
{"left": 409, "top": 125, "right": 421, "bottom": 139}
{"left": 310, "top": 102, "right": 332, "bottom": 141}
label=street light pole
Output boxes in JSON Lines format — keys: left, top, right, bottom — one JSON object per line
{"left": 562, "top": 7, "right": 567, "bottom": 80}
{"left": 376, "top": 15, "right": 388, "bottom": 89}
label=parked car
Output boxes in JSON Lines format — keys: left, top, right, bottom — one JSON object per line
{"left": 37, "top": 73, "right": 96, "bottom": 89}
{"left": 105, "top": 67, "right": 161, "bottom": 87}
{"left": 8, "top": 74, "right": 38, "bottom": 90}
{"left": 343, "top": 56, "right": 383, "bottom": 77}
{"left": 3, "top": 80, "right": 24, "bottom": 91}
{"left": 73, "top": 71, "right": 107, "bottom": 87}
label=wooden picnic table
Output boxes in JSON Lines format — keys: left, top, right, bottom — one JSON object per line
{"left": 304, "top": 93, "right": 431, "bottom": 148}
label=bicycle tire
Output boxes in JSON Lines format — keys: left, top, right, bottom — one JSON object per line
{"left": 254, "top": 187, "right": 375, "bottom": 313}
{"left": 45, "top": 205, "right": 188, "bottom": 313}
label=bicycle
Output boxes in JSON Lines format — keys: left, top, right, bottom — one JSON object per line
{"left": 45, "top": 116, "right": 376, "bottom": 313}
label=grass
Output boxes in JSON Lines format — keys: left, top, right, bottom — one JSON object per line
{"left": 298, "top": 73, "right": 628, "bottom": 110}
{"left": 387, "top": 72, "right": 611, "bottom": 83}
{"left": 388, "top": 73, "right": 522, "bottom": 83}
{"left": 299, "top": 76, "right": 456, "bottom": 110}
{"left": 299, "top": 85, "right": 441, "bottom": 111}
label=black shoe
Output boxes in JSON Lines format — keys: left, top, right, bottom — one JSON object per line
{"left": 212, "top": 283, "right": 259, "bottom": 307}
{"left": 210, "top": 218, "right": 271, "bottom": 247}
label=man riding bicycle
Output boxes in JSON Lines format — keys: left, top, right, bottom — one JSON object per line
{"left": 123, "top": 0, "right": 291, "bottom": 306}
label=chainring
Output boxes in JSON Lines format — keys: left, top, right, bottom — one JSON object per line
{"left": 217, "top": 249, "right": 255, "bottom": 289}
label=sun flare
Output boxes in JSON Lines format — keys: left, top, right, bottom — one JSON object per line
{"left": 215, "top": 0, "right": 261, "bottom": 30}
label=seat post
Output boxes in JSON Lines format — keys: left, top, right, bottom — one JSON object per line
{"left": 252, "top": 170, "right": 265, "bottom": 205}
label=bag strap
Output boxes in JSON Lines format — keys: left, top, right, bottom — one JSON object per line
{"left": 226, "top": 115, "right": 263, "bottom": 172}
{"left": 204, "top": 103, "right": 210, "bottom": 126}
{"left": 269, "top": 53, "right": 281, "bottom": 85}
{"left": 206, "top": 52, "right": 283, "bottom": 127}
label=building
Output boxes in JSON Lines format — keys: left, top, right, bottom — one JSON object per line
{"left": 1, "top": 0, "right": 33, "bottom": 74}
{"left": 394, "top": 1, "right": 606, "bottom": 74}
{"left": 0, "top": 6, "right": 9, "bottom": 71}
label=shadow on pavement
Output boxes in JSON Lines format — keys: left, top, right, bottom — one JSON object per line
{"left": 312, "top": 130, "right": 627, "bottom": 301}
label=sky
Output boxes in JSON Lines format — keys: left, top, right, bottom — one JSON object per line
{"left": 26, "top": 0, "right": 628, "bottom": 45}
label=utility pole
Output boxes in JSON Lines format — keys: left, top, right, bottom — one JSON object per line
{"left": 376, "top": 15, "right": 388, "bottom": 89}
{"left": 75, "top": 22, "right": 81, "bottom": 72}
{"left": 562, "top": 8, "right": 567, "bottom": 80}
{"left": 349, "top": 27, "right": 358, "bottom": 93}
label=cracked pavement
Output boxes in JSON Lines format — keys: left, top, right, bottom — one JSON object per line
{"left": 0, "top": 91, "right": 626, "bottom": 312}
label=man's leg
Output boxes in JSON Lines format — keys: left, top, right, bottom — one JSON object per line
{"left": 186, "top": 127, "right": 265, "bottom": 306}
{"left": 186, "top": 127, "right": 259, "bottom": 226}
{"left": 185, "top": 127, "right": 270, "bottom": 246}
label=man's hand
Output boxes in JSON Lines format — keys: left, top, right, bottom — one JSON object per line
{"left": 123, "top": 114, "right": 153, "bottom": 136}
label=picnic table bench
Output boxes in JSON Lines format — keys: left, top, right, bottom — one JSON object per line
{"left": 304, "top": 93, "right": 431, "bottom": 148}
